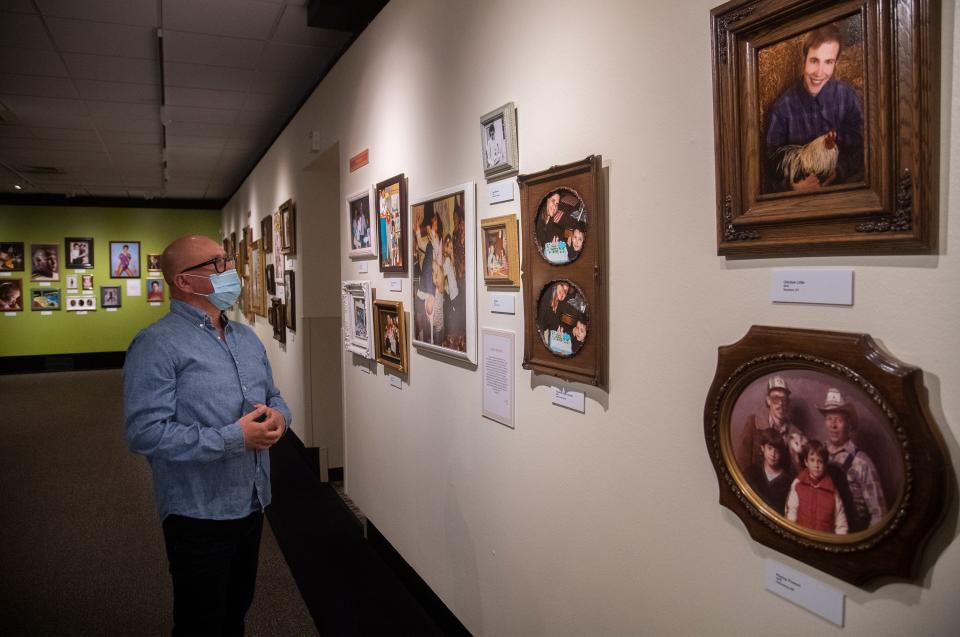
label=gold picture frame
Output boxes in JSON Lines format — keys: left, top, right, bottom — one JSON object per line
{"left": 374, "top": 299, "right": 407, "bottom": 374}
{"left": 480, "top": 214, "right": 520, "bottom": 287}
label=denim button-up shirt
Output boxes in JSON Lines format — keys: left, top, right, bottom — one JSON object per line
{"left": 123, "top": 300, "right": 291, "bottom": 520}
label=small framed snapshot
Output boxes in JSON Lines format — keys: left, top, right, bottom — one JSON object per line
{"left": 261, "top": 214, "right": 273, "bottom": 253}
{"left": 270, "top": 298, "right": 285, "bottom": 344}
{"left": 342, "top": 280, "right": 374, "bottom": 359}
{"left": 30, "top": 244, "right": 60, "bottom": 282}
{"left": 31, "top": 287, "right": 60, "bottom": 311}
{"left": 109, "top": 241, "right": 140, "bottom": 278}
{"left": 374, "top": 300, "right": 407, "bottom": 373}
{"left": 65, "top": 274, "right": 78, "bottom": 290}
{"left": 704, "top": 325, "right": 950, "bottom": 585}
{"left": 251, "top": 239, "right": 266, "bottom": 317}
{"left": 81, "top": 274, "right": 94, "bottom": 292}
{"left": 65, "top": 294, "right": 96, "bottom": 311}
{"left": 146, "top": 278, "right": 165, "bottom": 302}
{"left": 0, "top": 242, "right": 25, "bottom": 272}
{"left": 480, "top": 102, "right": 519, "bottom": 181}
{"left": 100, "top": 285, "right": 121, "bottom": 308}
{"left": 0, "top": 278, "right": 24, "bottom": 311}
{"left": 376, "top": 174, "right": 408, "bottom": 273}
{"left": 265, "top": 264, "right": 275, "bottom": 296}
{"left": 65, "top": 237, "right": 94, "bottom": 269}
{"left": 480, "top": 214, "right": 520, "bottom": 286}
{"left": 284, "top": 270, "right": 296, "bottom": 332}
{"left": 411, "top": 182, "right": 477, "bottom": 364}
{"left": 278, "top": 199, "right": 296, "bottom": 256}
{"left": 347, "top": 188, "right": 376, "bottom": 259}
{"left": 147, "top": 253, "right": 161, "bottom": 273}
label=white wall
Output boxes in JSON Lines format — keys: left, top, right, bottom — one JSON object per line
{"left": 225, "top": 1, "right": 960, "bottom": 634}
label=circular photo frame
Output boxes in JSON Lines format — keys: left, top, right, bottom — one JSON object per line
{"left": 535, "top": 279, "right": 590, "bottom": 357}
{"left": 533, "top": 187, "right": 587, "bottom": 265}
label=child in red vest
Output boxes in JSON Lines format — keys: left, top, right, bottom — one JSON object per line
{"left": 785, "top": 440, "right": 848, "bottom": 534}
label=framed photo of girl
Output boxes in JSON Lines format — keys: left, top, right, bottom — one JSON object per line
{"left": 480, "top": 214, "right": 520, "bottom": 286}
{"left": 704, "top": 326, "right": 950, "bottom": 586}
{"left": 109, "top": 241, "right": 140, "bottom": 278}
{"left": 347, "top": 188, "right": 376, "bottom": 259}
{"left": 710, "top": 0, "right": 938, "bottom": 257}
{"left": 479, "top": 102, "right": 519, "bottom": 182}
{"left": 373, "top": 299, "right": 408, "bottom": 373}
{"left": 376, "top": 174, "right": 407, "bottom": 273}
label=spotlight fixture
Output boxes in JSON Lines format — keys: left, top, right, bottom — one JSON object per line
{"left": 13, "top": 184, "right": 22, "bottom": 190}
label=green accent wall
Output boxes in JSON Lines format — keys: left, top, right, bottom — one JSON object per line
{"left": 0, "top": 205, "right": 220, "bottom": 357}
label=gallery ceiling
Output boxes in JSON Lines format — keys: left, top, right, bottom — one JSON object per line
{"left": 0, "top": 0, "right": 386, "bottom": 208}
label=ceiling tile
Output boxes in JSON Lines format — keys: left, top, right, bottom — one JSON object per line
{"left": 87, "top": 101, "right": 158, "bottom": 120}
{"left": 258, "top": 40, "right": 336, "bottom": 71}
{"left": 0, "top": 46, "right": 69, "bottom": 76}
{"left": 36, "top": 0, "right": 158, "bottom": 27}
{"left": 241, "top": 91, "right": 289, "bottom": 113}
{"left": 162, "top": 30, "right": 263, "bottom": 68}
{"left": 164, "top": 61, "right": 252, "bottom": 92}
{"left": 233, "top": 108, "right": 281, "bottom": 127}
{"left": 274, "top": 5, "right": 350, "bottom": 48}
{"left": 97, "top": 129, "right": 160, "bottom": 145}
{"left": 0, "top": 136, "right": 100, "bottom": 152}
{"left": 163, "top": 0, "right": 281, "bottom": 40}
{"left": 165, "top": 120, "right": 233, "bottom": 138}
{"left": 62, "top": 52, "right": 158, "bottom": 83}
{"left": 0, "top": 95, "right": 91, "bottom": 121}
{"left": 249, "top": 65, "right": 318, "bottom": 96}
{"left": 102, "top": 141, "right": 160, "bottom": 157}
{"left": 0, "top": 1, "right": 38, "bottom": 14}
{"left": 0, "top": 124, "right": 31, "bottom": 137}
{"left": 0, "top": 12, "right": 54, "bottom": 49}
{"left": 163, "top": 105, "right": 238, "bottom": 125}
{"left": 85, "top": 186, "right": 130, "bottom": 196}
{"left": 0, "top": 73, "right": 79, "bottom": 99}
{"left": 165, "top": 85, "right": 245, "bottom": 110}
{"left": 46, "top": 18, "right": 157, "bottom": 58}
{"left": 76, "top": 80, "right": 160, "bottom": 104}
{"left": 165, "top": 134, "right": 226, "bottom": 150}
{"left": 93, "top": 116, "right": 161, "bottom": 133}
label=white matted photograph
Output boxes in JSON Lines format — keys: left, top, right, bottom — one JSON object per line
{"left": 480, "top": 102, "right": 519, "bottom": 181}
{"left": 347, "top": 188, "right": 377, "bottom": 259}
{"left": 341, "top": 280, "right": 374, "bottom": 359}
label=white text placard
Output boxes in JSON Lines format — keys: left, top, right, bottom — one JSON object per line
{"left": 552, "top": 386, "right": 585, "bottom": 413}
{"left": 358, "top": 261, "right": 368, "bottom": 274}
{"left": 488, "top": 180, "right": 515, "bottom": 204}
{"left": 388, "top": 279, "right": 402, "bottom": 292}
{"left": 127, "top": 279, "right": 142, "bottom": 296}
{"left": 490, "top": 293, "right": 516, "bottom": 315}
{"left": 388, "top": 373, "right": 402, "bottom": 389}
{"left": 764, "top": 560, "right": 844, "bottom": 626}
{"left": 771, "top": 269, "right": 853, "bottom": 305}
{"left": 482, "top": 328, "right": 515, "bottom": 428}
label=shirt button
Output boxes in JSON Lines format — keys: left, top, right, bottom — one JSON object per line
{"left": 242, "top": 386, "right": 247, "bottom": 391}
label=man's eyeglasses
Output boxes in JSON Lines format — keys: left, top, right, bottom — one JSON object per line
{"left": 180, "top": 255, "right": 236, "bottom": 274}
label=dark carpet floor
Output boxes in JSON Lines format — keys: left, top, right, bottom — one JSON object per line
{"left": 0, "top": 369, "right": 451, "bottom": 636}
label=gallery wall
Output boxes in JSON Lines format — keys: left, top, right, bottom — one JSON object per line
{"left": 0, "top": 205, "right": 219, "bottom": 358}
{"left": 223, "top": 0, "right": 960, "bottom": 634}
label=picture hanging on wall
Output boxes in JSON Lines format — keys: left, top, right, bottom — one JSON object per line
{"left": 410, "top": 181, "right": 477, "bottom": 364}
{"left": 480, "top": 214, "right": 520, "bottom": 286}
{"left": 710, "top": 0, "right": 938, "bottom": 257}
{"left": 65, "top": 237, "right": 94, "bottom": 269}
{"left": 81, "top": 274, "right": 94, "bottom": 291}
{"left": 704, "top": 325, "right": 950, "bottom": 586}
{"left": 376, "top": 173, "right": 407, "bottom": 273}
{"left": 374, "top": 299, "right": 407, "bottom": 373}
{"left": 265, "top": 264, "right": 275, "bottom": 296}
{"left": 261, "top": 214, "right": 273, "bottom": 253}
{"left": 284, "top": 269, "right": 295, "bottom": 332}
{"left": 341, "top": 280, "right": 374, "bottom": 359}
{"left": 479, "top": 102, "right": 519, "bottom": 181}
{"left": 31, "top": 287, "right": 60, "bottom": 311}
{"left": 109, "top": 241, "right": 140, "bottom": 279}
{"left": 250, "top": 239, "right": 266, "bottom": 317}
{"left": 0, "top": 278, "right": 24, "bottom": 311}
{"left": 278, "top": 199, "right": 296, "bottom": 256}
{"left": 273, "top": 214, "right": 284, "bottom": 276}
{"left": 65, "top": 275, "right": 78, "bottom": 290}
{"left": 100, "top": 285, "right": 121, "bottom": 308}
{"left": 0, "top": 242, "right": 25, "bottom": 272}
{"left": 146, "top": 279, "right": 165, "bottom": 302}
{"left": 270, "top": 298, "right": 285, "bottom": 344}
{"left": 519, "top": 155, "right": 606, "bottom": 387}
{"left": 30, "top": 244, "right": 60, "bottom": 282}
{"left": 347, "top": 188, "right": 376, "bottom": 259}
{"left": 147, "top": 254, "right": 161, "bottom": 273}
{"left": 65, "top": 294, "right": 96, "bottom": 311}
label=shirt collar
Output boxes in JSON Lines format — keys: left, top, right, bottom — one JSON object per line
{"left": 170, "top": 298, "right": 228, "bottom": 329}
{"left": 828, "top": 439, "right": 856, "bottom": 456}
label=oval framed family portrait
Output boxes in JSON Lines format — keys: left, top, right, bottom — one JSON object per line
{"left": 535, "top": 280, "right": 590, "bottom": 358}
{"left": 533, "top": 187, "right": 587, "bottom": 265}
{"left": 704, "top": 326, "right": 950, "bottom": 586}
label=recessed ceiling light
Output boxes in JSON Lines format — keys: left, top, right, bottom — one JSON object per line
{"left": 13, "top": 184, "right": 22, "bottom": 190}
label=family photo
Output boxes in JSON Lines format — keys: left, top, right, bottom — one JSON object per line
{"left": 535, "top": 188, "right": 587, "bottom": 264}
{"left": 411, "top": 191, "right": 467, "bottom": 353}
{"left": 729, "top": 370, "right": 902, "bottom": 537}
{"left": 377, "top": 179, "right": 405, "bottom": 271}
{"left": 66, "top": 238, "right": 93, "bottom": 269}
{"left": 483, "top": 227, "right": 509, "bottom": 279}
{"left": 536, "top": 280, "right": 589, "bottom": 357}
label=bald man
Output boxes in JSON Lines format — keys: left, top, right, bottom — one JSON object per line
{"left": 123, "top": 234, "right": 291, "bottom": 635}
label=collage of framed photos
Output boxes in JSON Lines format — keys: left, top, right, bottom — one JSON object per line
{"left": 225, "top": 198, "right": 296, "bottom": 345}
{"left": 0, "top": 238, "right": 166, "bottom": 314}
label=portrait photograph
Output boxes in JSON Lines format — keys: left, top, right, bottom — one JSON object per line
{"left": 534, "top": 187, "right": 587, "bottom": 265}
{"left": 480, "top": 102, "right": 519, "bottom": 181}
{"left": 0, "top": 242, "right": 25, "bottom": 272}
{"left": 411, "top": 182, "right": 477, "bottom": 364}
{"left": 146, "top": 279, "right": 165, "bottom": 302}
{"left": 65, "top": 274, "right": 78, "bottom": 290}
{"left": 0, "top": 278, "right": 24, "bottom": 311}
{"left": 284, "top": 269, "right": 296, "bottom": 332}
{"left": 109, "top": 241, "right": 140, "bottom": 278}
{"left": 100, "top": 285, "right": 121, "bottom": 308}
{"left": 147, "top": 253, "right": 161, "bottom": 272}
{"left": 376, "top": 174, "right": 407, "bottom": 272}
{"left": 535, "top": 280, "right": 589, "bottom": 358}
{"left": 31, "top": 287, "right": 60, "bottom": 311}
{"left": 347, "top": 189, "right": 376, "bottom": 259}
{"left": 481, "top": 214, "right": 520, "bottom": 286}
{"left": 266, "top": 264, "right": 275, "bottom": 296}
{"left": 341, "top": 280, "right": 372, "bottom": 358}
{"left": 353, "top": 297, "right": 368, "bottom": 341}
{"left": 65, "top": 237, "right": 94, "bottom": 269}
{"left": 261, "top": 215, "right": 273, "bottom": 253}
{"left": 279, "top": 199, "right": 296, "bottom": 255}
{"left": 30, "top": 243, "right": 60, "bottom": 282}
{"left": 374, "top": 299, "right": 407, "bottom": 373}
{"left": 81, "top": 274, "right": 94, "bottom": 291}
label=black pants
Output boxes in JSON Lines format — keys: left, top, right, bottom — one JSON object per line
{"left": 162, "top": 511, "right": 264, "bottom": 637}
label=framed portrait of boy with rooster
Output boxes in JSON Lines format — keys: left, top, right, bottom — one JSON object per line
{"left": 710, "top": 0, "right": 938, "bottom": 257}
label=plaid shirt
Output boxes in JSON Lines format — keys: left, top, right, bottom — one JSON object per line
{"left": 764, "top": 79, "right": 864, "bottom": 191}
{"left": 828, "top": 440, "right": 887, "bottom": 527}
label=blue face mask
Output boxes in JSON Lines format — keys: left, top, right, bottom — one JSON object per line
{"left": 184, "top": 269, "right": 242, "bottom": 310}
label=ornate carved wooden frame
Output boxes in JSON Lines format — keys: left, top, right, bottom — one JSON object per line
{"left": 711, "top": 0, "right": 939, "bottom": 257}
